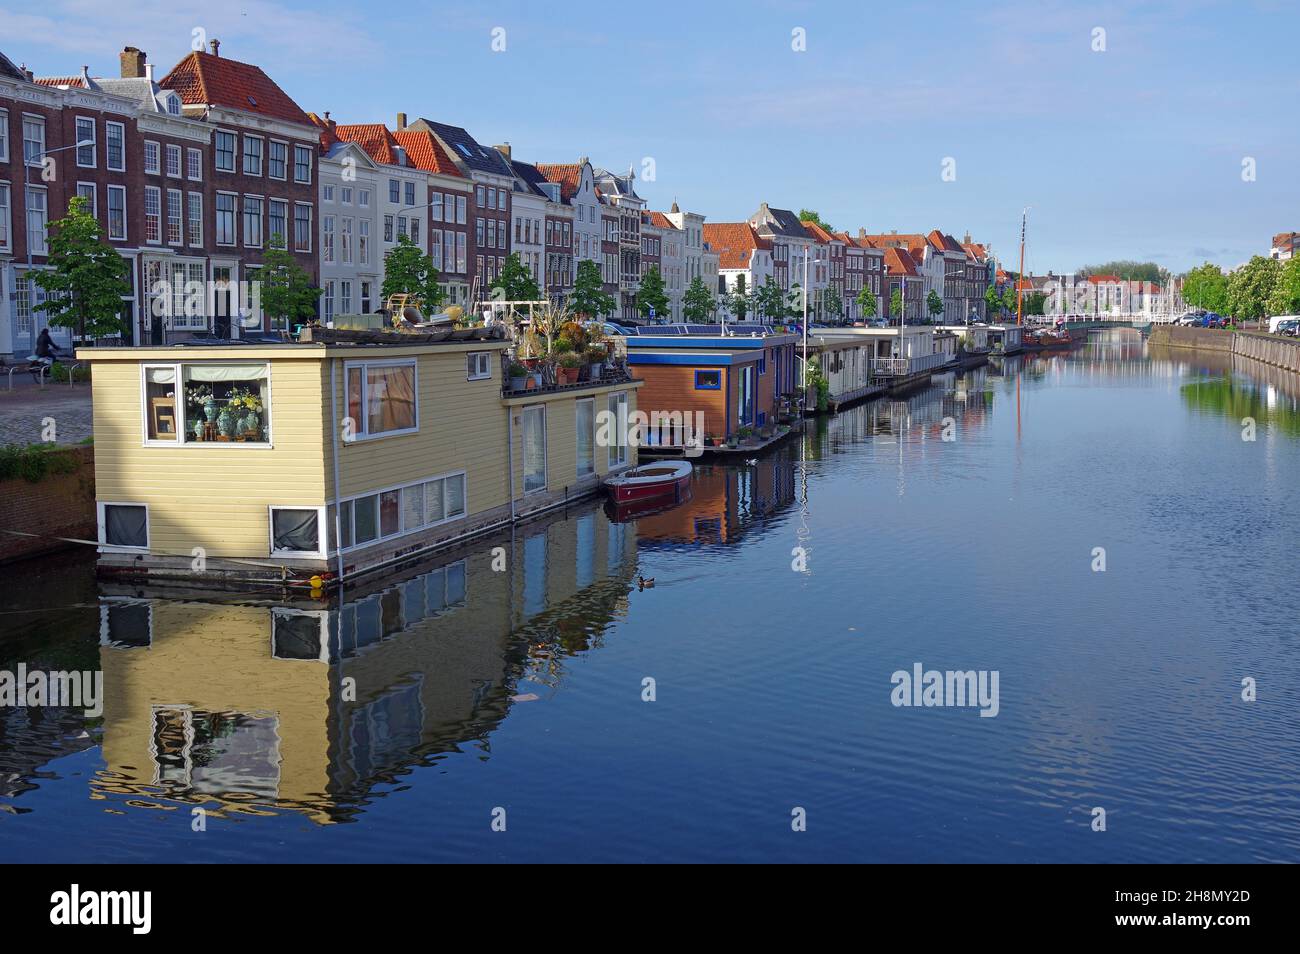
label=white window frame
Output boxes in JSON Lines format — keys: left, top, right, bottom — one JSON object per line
{"left": 166, "top": 188, "right": 183, "bottom": 246}
{"left": 165, "top": 143, "right": 182, "bottom": 178}
{"left": 243, "top": 193, "right": 264, "bottom": 249}
{"left": 521, "top": 404, "right": 547, "bottom": 494}
{"left": 293, "top": 143, "right": 312, "bottom": 184}
{"left": 268, "top": 505, "right": 328, "bottom": 558}
{"left": 334, "top": 470, "right": 467, "bottom": 553}
{"left": 294, "top": 202, "right": 313, "bottom": 252}
{"left": 187, "top": 191, "right": 203, "bottom": 247}
{"left": 186, "top": 147, "right": 202, "bottom": 181}
{"left": 143, "top": 139, "right": 160, "bottom": 175}
{"left": 343, "top": 358, "right": 419, "bottom": 441}
{"left": 215, "top": 129, "right": 236, "bottom": 173}
{"left": 139, "top": 361, "right": 274, "bottom": 448}
{"left": 106, "top": 184, "right": 127, "bottom": 241}
{"left": 466, "top": 351, "right": 491, "bottom": 380}
{"left": 0, "top": 108, "right": 8, "bottom": 163}
{"left": 576, "top": 396, "right": 595, "bottom": 477}
{"left": 0, "top": 181, "right": 10, "bottom": 253}
{"left": 268, "top": 139, "right": 288, "bottom": 181}
{"left": 242, "top": 134, "right": 264, "bottom": 177}
{"left": 215, "top": 191, "right": 238, "bottom": 247}
{"left": 75, "top": 116, "right": 96, "bottom": 168}
{"left": 97, "top": 501, "right": 150, "bottom": 552}
{"left": 607, "top": 391, "right": 628, "bottom": 467}
{"left": 144, "top": 185, "right": 162, "bottom": 244}
{"left": 75, "top": 181, "right": 97, "bottom": 218}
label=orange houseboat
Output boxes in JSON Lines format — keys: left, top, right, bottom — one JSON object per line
{"left": 623, "top": 324, "right": 798, "bottom": 448}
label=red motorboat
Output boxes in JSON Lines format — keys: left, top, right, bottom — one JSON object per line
{"left": 603, "top": 459, "right": 693, "bottom": 504}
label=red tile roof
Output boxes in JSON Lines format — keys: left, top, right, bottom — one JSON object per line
{"left": 801, "top": 221, "right": 837, "bottom": 244}
{"left": 536, "top": 163, "right": 583, "bottom": 202}
{"left": 333, "top": 123, "right": 400, "bottom": 165}
{"left": 392, "top": 129, "right": 464, "bottom": 177}
{"left": 644, "top": 211, "right": 676, "bottom": 230}
{"left": 1087, "top": 274, "right": 1122, "bottom": 283}
{"left": 159, "top": 50, "right": 311, "bottom": 127}
{"left": 962, "top": 242, "right": 988, "bottom": 260}
{"left": 703, "top": 222, "right": 769, "bottom": 270}
{"left": 884, "top": 247, "right": 919, "bottom": 276}
{"left": 928, "top": 229, "right": 965, "bottom": 253}
{"left": 34, "top": 76, "right": 87, "bottom": 88}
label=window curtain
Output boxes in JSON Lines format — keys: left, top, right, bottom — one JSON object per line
{"left": 272, "top": 509, "right": 319, "bottom": 553}
{"left": 367, "top": 365, "right": 415, "bottom": 433}
{"left": 105, "top": 505, "right": 147, "bottom": 548}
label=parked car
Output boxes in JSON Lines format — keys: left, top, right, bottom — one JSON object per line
{"left": 582, "top": 320, "right": 632, "bottom": 337}
{"left": 1276, "top": 318, "right": 1300, "bottom": 337}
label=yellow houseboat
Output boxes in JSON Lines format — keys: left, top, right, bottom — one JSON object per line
{"left": 77, "top": 328, "right": 641, "bottom": 588}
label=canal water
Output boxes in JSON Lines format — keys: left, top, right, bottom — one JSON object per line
{"left": 2, "top": 329, "right": 1298, "bottom": 863}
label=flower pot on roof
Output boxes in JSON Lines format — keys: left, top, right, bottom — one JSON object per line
{"left": 508, "top": 362, "right": 528, "bottom": 391}
{"left": 557, "top": 352, "right": 584, "bottom": 385}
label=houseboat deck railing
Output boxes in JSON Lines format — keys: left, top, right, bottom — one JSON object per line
{"left": 871, "top": 352, "right": 951, "bottom": 377}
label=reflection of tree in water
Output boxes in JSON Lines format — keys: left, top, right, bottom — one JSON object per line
{"left": 1181, "top": 374, "right": 1300, "bottom": 437}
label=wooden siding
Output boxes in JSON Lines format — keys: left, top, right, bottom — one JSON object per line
{"left": 632, "top": 365, "right": 728, "bottom": 439}
{"left": 89, "top": 356, "right": 329, "bottom": 559}
{"left": 507, "top": 385, "right": 639, "bottom": 499}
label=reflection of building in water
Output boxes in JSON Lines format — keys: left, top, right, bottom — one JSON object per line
{"left": 91, "top": 499, "right": 638, "bottom": 824}
{"left": 633, "top": 459, "right": 795, "bottom": 546}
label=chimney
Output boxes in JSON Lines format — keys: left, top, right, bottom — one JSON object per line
{"left": 120, "top": 46, "right": 146, "bottom": 78}
{"left": 858, "top": 227, "right": 867, "bottom": 238}
{"left": 396, "top": 111, "right": 407, "bottom": 130}
{"left": 80, "top": 65, "right": 92, "bottom": 85}
{"left": 145, "top": 62, "right": 155, "bottom": 83}
{"left": 494, "top": 142, "right": 511, "bottom": 160}
{"left": 209, "top": 39, "right": 220, "bottom": 57}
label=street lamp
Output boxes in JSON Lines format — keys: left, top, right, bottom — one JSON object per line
{"left": 24, "top": 140, "right": 95, "bottom": 272}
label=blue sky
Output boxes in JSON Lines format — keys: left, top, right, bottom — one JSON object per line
{"left": 3, "top": 0, "right": 1297, "bottom": 273}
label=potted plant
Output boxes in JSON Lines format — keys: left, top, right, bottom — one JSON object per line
{"left": 557, "top": 351, "right": 584, "bottom": 384}
{"left": 726, "top": 433, "right": 739, "bottom": 449}
{"left": 508, "top": 362, "right": 528, "bottom": 391}
{"left": 582, "top": 346, "right": 605, "bottom": 379}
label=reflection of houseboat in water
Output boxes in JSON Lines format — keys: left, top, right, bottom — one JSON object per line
{"left": 88, "top": 499, "right": 639, "bottom": 825}
{"left": 633, "top": 457, "right": 796, "bottom": 547}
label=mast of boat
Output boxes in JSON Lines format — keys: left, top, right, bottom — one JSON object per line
{"left": 1016, "top": 207, "right": 1028, "bottom": 327}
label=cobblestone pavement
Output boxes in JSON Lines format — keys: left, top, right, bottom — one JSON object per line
{"left": 0, "top": 376, "right": 94, "bottom": 444}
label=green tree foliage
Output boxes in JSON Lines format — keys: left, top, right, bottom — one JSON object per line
{"left": 890, "top": 288, "right": 904, "bottom": 321}
{"left": 259, "top": 236, "right": 319, "bottom": 329}
{"left": 636, "top": 265, "right": 670, "bottom": 319}
{"left": 755, "top": 276, "right": 785, "bottom": 321}
{"left": 926, "top": 289, "right": 944, "bottom": 321}
{"left": 682, "top": 275, "right": 715, "bottom": 322}
{"left": 1078, "top": 261, "right": 1165, "bottom": 283}
{"left": 729, "top": 274, "right": 751, "bottom": 321}
{"left": 382, "top": 234, "right": 444, "bottom": 313}
{"left": 1266, "top": 256, "right": 1300, "bottom": 317}
{"left": 1226, "top": 256, "right": 1280, "bottom": 320}
{"left": 798, "top": 209, "right": 833, "bottom": 232}
{"left": 33, "top": 195, "right": 131, "bottom": 339}
{"left": 489, "top": 252, "right": 540, "bottom": 304}
{"left": 1023, "top": 292, "right": 1048, "bottom": 316}
{"left": 984, "top": 285, "right": 1003, "bottom": 318}
{"left": 857, "top": 284, "right": 877, "bottom": 320}
{"left": 571, "top": 259, "right": 615, "bottom": 318}
{"left": 1182, "top": 262, "right": 1230, "bottom": 313}
{"left": 822, "top": 286, "right": 843, "bottom": 324}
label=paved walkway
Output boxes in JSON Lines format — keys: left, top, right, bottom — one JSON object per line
{"left": 0, "top": 373, "right": 94, "bottom": 445}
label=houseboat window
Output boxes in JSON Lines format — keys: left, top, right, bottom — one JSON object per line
{"left": 101, "top": 503, "right": 148, "bottom": 549}
{"left": 144, "top": 365, "right": 179, "bottom": 441}
{"left": 522, "top": 406, "right": 547, "bottom": 493}
{"left": 270, "top": 507, "right": 323, "bottom": 556}
{"left": 379, "top": 490, "right": 401, "bottom": 537}
{"left": 353, "top": 495, "right": 378, "bottom": 545}
{"left": 694, "top": 370, "right": 721, "bottom": 390}
{"left": 466, "top": 351, "right": 491, "bottom": 380}
{"left": 444, "top": 474, "right": 465, "bottom": 517}
{"left": 345, "top": 361, "right": 417, "bottom": 438}
{"left": 160, "top": 363, "right": 271, "bottom": 444}
{"left": 576, "top": 398, "right": 595, "bottom": 476}
{"left": 99, "top": 600, "right": 153, "bottom": 649}
{"left": 271, "top": 610, "right": 327, "bottom": 661}
{"left": 607, "top": 392, "right": 628, "bottom": 467}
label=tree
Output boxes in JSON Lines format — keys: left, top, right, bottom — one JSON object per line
{"left": 799, "top": 209, "right": 833, "bottom": 232}
{"left": 489, "top": 252, "right": 540, "bottom": 304}
{"left": 890, "top": 288, "right": 904, "bottom": 323}
{"left": 1002, "top": 287, "right": 1018, "bottom": 316}
{"left": 33, "top": 195, "right": 131, "bottom": 340}
{"left": 1078, "top": 260, "right": 1165, "bottom": 283}
{"left": 729, "top": 274, "right": 752, "bottom": 321}
{"left": 1227, "top": 256, "right": 1280, "bottom": 321}
{"left": 822, "top": 286, "right": 843, "bottom": 324}
{"left": 382, "top": 234, "right": 444, "bottom": 313}
{"left": 682, "top": 275, "right": 715, "bottom": 322}
{"left": 856, "top": 285, "right": 878, "bottom": 321}
{"left": 571, "top": 259, "right": 615, "bottom": 318}
{"left": 984, "top": 285, "right": 1003, "bottom": 319}
{"left": 1268, "top": 255, "right": 1300, "bottom": 317}
{"left": 925, "top": 289, "right": 944, "bottom": 323}
{"left": 637, "top": 265, "right": 670, "bottom": 319}
{"left": 755, "top": 276, "right": 785, "bottom": 321}
{"left": 1182, "top": 262, "right": 1229, "bottom": 313}
{"left": 260, "top": 236, "right": 319, "bottom": 329}
{"left": 1023, "top": 292, "right": 1047, "bottom": 316}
